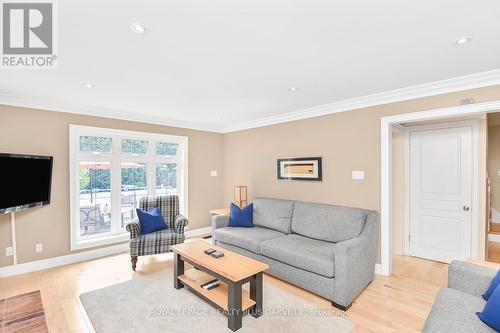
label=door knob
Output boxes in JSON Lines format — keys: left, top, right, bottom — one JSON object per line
{"left": 463, "top": 206, "right": 470, "bottom": 212}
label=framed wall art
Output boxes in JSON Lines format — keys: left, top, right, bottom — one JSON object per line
{"left": 277, "top": 157, "right": 322, "bottom": 181}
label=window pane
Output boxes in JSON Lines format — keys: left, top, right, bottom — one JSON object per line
{"left": 121, "top": 162, "right": 148, "bottom": 228}
{"left": 79, "top": 136, "right": 112, "bottom": 153}
{"left": 156, "top": 142, "right": 178, "bottom": 156}
{"left": 156, "top": 163, "right": 177, "bottom": 195}
{"left": 121, "top": 139, "right": 148, "bottom": 155}
{"left": 79, "top": 162, "right": 112, "bottom": 237}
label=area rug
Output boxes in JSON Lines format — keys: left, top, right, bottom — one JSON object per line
{"left": 80, "top": 268, "right": 354, "bottom": 333}
{"left": 0, "top": 290, "right": 48, "bottom": 333}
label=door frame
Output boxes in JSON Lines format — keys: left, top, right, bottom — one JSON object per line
{"left": 380, "top": 100, "right": 500, "bottom": 276}
{"left": 403, "top": 121, "right": 480, "bottom": 260}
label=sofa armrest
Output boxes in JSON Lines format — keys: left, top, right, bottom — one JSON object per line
{"left": 334, "top": 210, "right": 378, "bottom": 307}
{"left": 126, "top": 220, "right": 141, "bottom": 239}
{"left": 212, "top": 214, "right": 230, "bottom": 243}
{"left": 448, "top": 261, "right": 497, "bottom": 298}
{"left": 174, "top": 214, "right": 189, "bottom": 234}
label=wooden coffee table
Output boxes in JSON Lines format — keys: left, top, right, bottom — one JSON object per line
{"left": 170, "top": 240, "right": 269, "bottom": 331}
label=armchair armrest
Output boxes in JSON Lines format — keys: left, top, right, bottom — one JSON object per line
{"left": 448, "top": 261, "right": 496, "bottom": 298}
{"left": 126, "top": 220, "right": 141, "bottom": 239}
{"left": 174, "top": 214, "right": 188, "bottom": 234}
{"left": 211, "top": 214, "right": 230, "bottom": 243}
{"left": 334, "top": 210, "right": 378, "bottom": 307}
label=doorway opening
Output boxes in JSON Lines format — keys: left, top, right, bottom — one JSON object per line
{"left": 486, "top": 112, "right": 500, "bottom": 263}
{"left": 392, "top": 120, "right": 480, "bottom": 264}
{"left": 380, "top": 100, "right": 500, "bottom": 276}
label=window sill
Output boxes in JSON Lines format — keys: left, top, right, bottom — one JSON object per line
{"left": 71, "top": 232, "right": 129, "bottom": 251}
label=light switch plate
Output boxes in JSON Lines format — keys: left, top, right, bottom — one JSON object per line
{"left": 6, "top": 247, "right": 13, "bottom": 257}
{"left": 352, "top": 171, "right": 365, "bottom": 180}
{"left": 210, "top": 170, "right": 218, "bottom": 177}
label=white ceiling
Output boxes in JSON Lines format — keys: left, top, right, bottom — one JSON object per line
{"left": 1, "top": 0, "right": 500, "bottom": 132}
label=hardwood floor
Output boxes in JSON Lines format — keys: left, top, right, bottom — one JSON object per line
{"left": 0, "top": 247, "right": 448, "bottom": 333}
{"left": 490, "top": 223, "right": 500, "bottom": 233}
{"left": 488, "top": 240, "right": 500, "bottom": 263}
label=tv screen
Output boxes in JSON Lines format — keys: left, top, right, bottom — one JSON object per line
{"left": 0, "top": 153, "right": 53, "bottom": 214}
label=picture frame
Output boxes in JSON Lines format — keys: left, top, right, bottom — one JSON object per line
{"left": 277, "top": 157, "right": 322, "bottom": 181}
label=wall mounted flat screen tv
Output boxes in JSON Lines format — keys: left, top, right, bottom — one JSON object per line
{"left": 0, "top": 153, "right": 53, "bottom": 214}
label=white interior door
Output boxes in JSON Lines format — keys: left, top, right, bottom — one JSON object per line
{"left": 409, "top": 125, "right": 473, "bottom": 263}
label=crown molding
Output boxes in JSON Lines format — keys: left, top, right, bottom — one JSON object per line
{"left": 0, "top": 93, "right": 222, "bottom": 133}
{"left": 220, "top": 69, "right": 500, "bottom": 132}
{"left": 1, "top": 69, "right": 500, "bottom": 134}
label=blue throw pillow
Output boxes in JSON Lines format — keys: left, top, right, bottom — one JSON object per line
{"left": 483, "top": 270, "right": 500, "bottom": 301}
{"left": 477, "top": 284, "right": 500, "bottom": 331}
{"left": 136, "top": 207, "right": 167, "bottom": 235}
{"left": 228, "top": 203, "right": 254, "bottom": 228}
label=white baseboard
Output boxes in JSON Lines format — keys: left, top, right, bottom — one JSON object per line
{"left": 0, "top": 226, "right": 213, "bottom": 278}
{"left": 489, "top": 233, "right": 500, "bottom": 243}
{"left": 0, "top": 243, "right": 129, "bottom": 278}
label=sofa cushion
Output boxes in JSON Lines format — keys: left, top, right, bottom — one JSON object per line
{"left": 260, "top": 234, "right": 336, "bottom": 278}
{"left": 483, "top": 270, "right": 500, "bottom": 300}
{"left": 136, "top": 207, "right": 167, "bottom": 235}
{"left": 477, "top": 283, "right": 500, "bottom": 331}
{"left": 422, "top": 288, "right": 495, "bottom": 333}
{"left": 228, "top": 203, "right": 254, "bottom": 228}
{"left": 253, "top": 197, "right": 294, "bottom": 234}
{"left": 214, "top": 226, "right": 285, "bottom": 254}
{"left": 291, "top": 202, "right": 366, "bottom": 243}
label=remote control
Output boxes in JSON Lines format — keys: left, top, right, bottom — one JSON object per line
{"left": 201, "top": 279, "right": 218, "bottom": 287}
{"left": 201, "top": 279, "right": 219, "bottom": 289}
{"left": 206, "top": 283, "right": 220, "bottom": 290}
{"left": 211, "top": 251, "right": 224, "bottom": 258}
{"left": 204, "top": 248, "right": 217, "bottom": 255}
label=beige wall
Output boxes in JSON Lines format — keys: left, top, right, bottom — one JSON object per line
{"left": 0, "top": 105, "right": 223, "bottom": 267}
{"left": 222, "top": 85, "right": 500, "bottom": 263}
{"left": 2, "top": 85, "right": 500, "bottom": 268}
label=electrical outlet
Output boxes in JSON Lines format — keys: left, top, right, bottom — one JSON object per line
{"left": 35, "top": 243, "right": 43, "bottom": 253}
{"left": 6, "top": 247, "right": 13, "bottom": 257}
{"left": 352, "top": 170, "right": 365, "bottom": 180}
{"left": 210, "top": 170, "right": 218, "bottom": 177}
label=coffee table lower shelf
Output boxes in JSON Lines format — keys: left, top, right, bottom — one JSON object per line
{"left": 178, "top": 268, "right": 256, "bottom": 311}
{"left": 171, "top": 241, "right": 267, "bottom": 331}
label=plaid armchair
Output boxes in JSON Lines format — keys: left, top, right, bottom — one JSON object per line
{"left": 125, "top": 195, "right": 188, "bottom": 271}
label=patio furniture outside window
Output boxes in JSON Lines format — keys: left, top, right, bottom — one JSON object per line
{"left": 69, "top": 125, "right": 188, "bottom": 250}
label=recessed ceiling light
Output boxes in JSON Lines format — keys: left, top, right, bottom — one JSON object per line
{"left": 82, "top": 83, "right": 94, "bottom": 89}
{"left": 455, "top": 37, "right": 472, "bottom": 45}
{"left": 288, "top": 87, "right": 298, "bottom": 92}
{"left": 131, "top": 23, "right": 147, "bottom": 34}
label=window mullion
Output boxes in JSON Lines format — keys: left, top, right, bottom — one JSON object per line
{"left": 70, "top": 125, "right": 188, "bottom": 250}
{"left": 148, "top": 139, "right": 156, "bottom": 195}
{"left": 111, "top": 135, "right": 121, "bottom": 234}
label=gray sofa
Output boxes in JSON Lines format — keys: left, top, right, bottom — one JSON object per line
{"left": 212, "top": 197, "right": 379, "bottom": 309}
{"left": 422, "top": 261, "right": 497, "bottom": 333}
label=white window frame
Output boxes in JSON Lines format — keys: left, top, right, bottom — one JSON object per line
{"left": 69, "top": 125, "right": 188, "bottom": 251}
